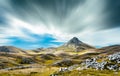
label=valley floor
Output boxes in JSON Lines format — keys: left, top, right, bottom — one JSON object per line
{"left": 1, "top": 44, "right": 120, "bottom": 76}
{"left": 0, "top": 65, "right": 59, "bottom": 76}
{"left": 0, "top": 68, "right": 120, "bottom": 76}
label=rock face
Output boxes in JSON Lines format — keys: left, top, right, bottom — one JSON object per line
{"left": 64, "top": 37, "right": 95, "bottom": 52}
{"left": 0, "top": 46, "right": 25, "bottom": 53}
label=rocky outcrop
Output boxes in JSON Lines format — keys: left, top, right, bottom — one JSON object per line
{"left": 82, "top": 58, "right": 107, "bottom": 70}
{"left": 108, "top": 52, "right": 120, "bottom": 63}
{"left": 51, "top": 52, "right": 120, "bottom": 76}
{"left": 82, "top": 52, "right": 120, "bottom": 71}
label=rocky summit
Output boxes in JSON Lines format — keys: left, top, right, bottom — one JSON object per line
{"left": 63, "top": 37, "right": 95, "bottom": 51}
{"left": 65, "top": 37, "right": 83, "bottom": 46}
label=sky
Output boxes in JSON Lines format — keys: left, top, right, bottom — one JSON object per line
{"left": 0, "top": 0, "right": 120, "bottom": 49}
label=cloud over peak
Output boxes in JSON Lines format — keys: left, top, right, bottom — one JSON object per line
{"left": 0, "top": 0, "right": 120, "bottom": 49}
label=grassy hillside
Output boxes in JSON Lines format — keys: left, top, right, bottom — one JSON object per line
{"left": 0, "top": 44, "right": 120, "bottom": 76}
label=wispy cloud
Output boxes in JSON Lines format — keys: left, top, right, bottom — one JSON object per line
{"left": 79, "top": 27, "right": 120, "bottom": 47}
{"left": 0, "top": 0, "right": 120, "bottom": 49}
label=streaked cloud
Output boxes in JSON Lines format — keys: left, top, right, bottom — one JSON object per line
{"left": 0, "top": 0, "right": 120, "bottom": 49}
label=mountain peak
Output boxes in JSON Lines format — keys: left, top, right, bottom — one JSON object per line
{"left": 65, "top": 37, "right": 83, "bottom": 46}
{"left": 70, "top": 37, "right": 81, "bottom": 42}
{"left": 62, "top": 37, "right": 94, "bottom": 51}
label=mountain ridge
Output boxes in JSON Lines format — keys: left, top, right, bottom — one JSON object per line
{"left": 0, "top": 46, "right": 25, "bottom": 53}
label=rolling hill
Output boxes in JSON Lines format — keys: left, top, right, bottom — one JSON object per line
{"left": 0, "top": 37, "right": 120, "bottom": 76}
{"left": 0, "top": 46, "right": 26, "bottom": 54}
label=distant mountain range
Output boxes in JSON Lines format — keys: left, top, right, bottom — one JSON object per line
{"left": 0, "top": 37, "right": 120, "bottom": 55}
{"left": 0, "top": 37, "right": 120, "bottom": 75}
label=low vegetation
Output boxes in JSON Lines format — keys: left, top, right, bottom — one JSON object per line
{"left": 0, "top": 38, "right": 120, "bottom": 76}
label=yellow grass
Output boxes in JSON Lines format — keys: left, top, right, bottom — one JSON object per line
{"left": 0, "top": 66, "right": 59, "bottom": 76}
{"left": 53, "top": 69, "right": 120, "bottom": 76}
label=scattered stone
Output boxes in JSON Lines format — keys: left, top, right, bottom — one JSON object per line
{"left": 58, "top": 64, "right": 79, "bottom": 73}
{"left": 68, "top": 64, "right": 79, "bottom": 71}
{"left": 51, "top": 52, "right": 120, "bottom": 76}
{"left": 81, "top": 52, "right": 120, "bottom": 71}
{"left": 108, "top": 52, "right": 120, "bottom": 63}
{"left": 107, "top": 64, "right": 119, "bottom": 71}
{"left": 59, "top": 67, "right": 69, "bottom": 72}
{"left": 82, "top": 58, "right": 107, "bottom": 70}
